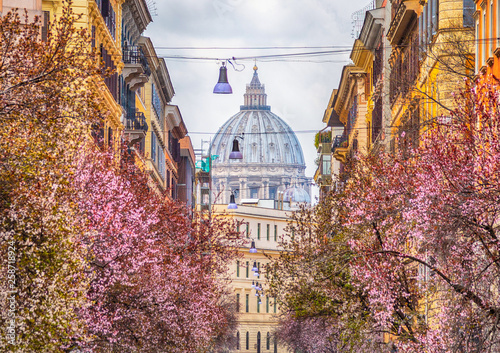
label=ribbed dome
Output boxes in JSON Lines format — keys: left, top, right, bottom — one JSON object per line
{"left": 283, "top": 186, "right": 311, "bottom": 203}
{"left": 211, "top": 66, "right": 305, "bottom": 167}
{"left": 209, "top": 66, "right": 310, "bottom": 205}
{"left": 211, "top": 110, "right": 305, "bottom": 166}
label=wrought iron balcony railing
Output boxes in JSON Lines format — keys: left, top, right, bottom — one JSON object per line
{"left": 125, "top": 112, "right": 148, "bottom": 132}
{"left": 331, "top": 134, "right": 348, "bottom": 151}
{"left": 122, "top": 46, "right": 151, "bottom": 76}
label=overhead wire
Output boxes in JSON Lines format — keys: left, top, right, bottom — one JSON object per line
{"left": 147, "top": 36, "right": 499, "bottom": 63}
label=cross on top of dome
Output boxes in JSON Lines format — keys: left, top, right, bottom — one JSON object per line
{"left": 249, "top": 65, "right": 261, "bottom": 87}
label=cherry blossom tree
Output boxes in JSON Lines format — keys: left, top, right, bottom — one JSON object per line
{"left": 342, "top": 77, "right": 500, "bottom": 352}
{"left": 270, "top": 77, "right": 500, "bottom": 352}
{"left": 266, "top": 199, "right": 388, "bottom": 353}
{"left": 0, "top": 4, "right": 103, "bottom": 351}
{"left": 0, "top": 4, "right": 242, "bottom": 352}
{"left": 74, "top": 144, "right": 242, "bottom": 352}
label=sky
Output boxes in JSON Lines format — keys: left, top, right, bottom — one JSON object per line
{"left": 144, "top": 0, "right": 371, "bottom": 197}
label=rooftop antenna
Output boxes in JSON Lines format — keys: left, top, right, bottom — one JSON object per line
{"left": 350, "top": 0, "right": 376, "bottom": 38}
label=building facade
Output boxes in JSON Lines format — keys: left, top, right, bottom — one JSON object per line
{"left": 214, "top": 203, "right": 290, "bottom": 353}
{"left": 323, "top": 0, "right": 475, "bottom": 184}
{"left": 7, "top": 0, "right": 195, "bottom": 203}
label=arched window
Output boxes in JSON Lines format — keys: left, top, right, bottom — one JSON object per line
{"left": 274, "top": 337, "right": 278, "bottom": 353}
{"left": 250, "top": 186, "right": 259, "bottom": 199}
{"left": 266, "top": 332, "right": 271, "bottom": 350}
{"left": 246, "top": 331, "right": 249, "bottom": 350}
{"left": 236, "top": 331, "right": 240, "bottom": 350}
{"left": 257, "top": 332, "right": 261, "bottom": 353}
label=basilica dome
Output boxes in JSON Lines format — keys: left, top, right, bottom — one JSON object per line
{"left": 210, "top": 66, "right": 310, "bottom": 205}
{"left": 210, "top": 107, "right": 305, "bottom": 166}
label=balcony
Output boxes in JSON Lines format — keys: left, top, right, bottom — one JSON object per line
{"left": 122, "top": 46, "right": 151, "bottom": 91}
{"left": 318, "top": 142, "right": 332, "bottom": 155}
{"left": 332, "top": 134, "right": 349, "bottom": 163}
{"left": 124, "top": 111, "right": 148, "bottom": 151}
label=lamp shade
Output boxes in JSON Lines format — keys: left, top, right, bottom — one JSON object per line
{"left": 229, "top": 139, "right": 243, "bottom": 159}
{"left": 249, "top": 240, "right": 257, "bottom": 253}
{"left": 213, "top": 64, "right": 232, "bottom": 94}
{"left": 228, "top": 193, "right": 238, "bottom": 209}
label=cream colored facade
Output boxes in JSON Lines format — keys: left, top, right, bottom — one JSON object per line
{"left": 214, "top": 204, "right": 290, "bottom": 353}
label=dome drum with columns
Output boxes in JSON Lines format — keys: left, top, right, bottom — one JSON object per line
{"left": 210, "top": 66, "right": 311, "bottom": 205}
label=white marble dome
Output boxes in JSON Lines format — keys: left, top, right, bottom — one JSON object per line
{"left": 210, "top": 66, "right": 310, "bottom": 204}
{"left": 211, "top": 110, "right": 305, "bottom": 166}
{"left": 283, "top": 186, "right": 311, "bottom": 203}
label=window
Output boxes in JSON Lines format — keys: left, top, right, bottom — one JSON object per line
{"left": 274, "top": 225, "right": 277, "bottom": 241}
{"left": 269, "top": 186, "right": 277, "bottom": 199}
{"left": 237, "top": 223, "right": 240, "bottom": 233}
{"left": 107, "top": 127, "right": 113, "bottom": 149}
{"left": 236, "top": 293, "right": 240, "bottom": 312}
{"left": 497, "top": 0, "right": 500, "bottom": 47}
{"left": 266, "top": 296, "right": 269, "bottom": 313}
{"left": 476, "top": 19, "right": 480, "bottom": 72}
{"left": 246, "top": 331, "right": 249, "bottom": 350}
{"left": 463, "top": 0, "right": 475, "bottom": 28}
{"left": 100, "top": 46, "right": 118, "bottom": 101}
{"left": 250, "top": 186, "right": 259, "bottom": 198}
{"left": 246, "top": 223, "right": 249, "bottom": 238}
{"left": 491, "top": 1, "right": 494, "bottom": 55}
{"left": 322, "top": 154, "right": 331, "bottom": 175}
{"left": 151, "top": 132, "right": 157, "bottom": 167}
{"left": 257, "top": 223, "right": 261, "bottom": 240}
{"left": 274, "top": 299, "right": 277, "bottom": 313}
{"left": 152, "top": 83, "right": 163, "bottom": 119}
{"left": 137, "top": 86, "right": 146, "bottom": 104}
{"left": 246, "top": 261, "right": 249, "bottom": 278}
{"left": 41, "top": 11, "right": 50, "bottom": 42}
{"left": 372, "top": 96, "right": 383, "bottom": 143}
{"left": 237, "top": 261, "right": 240, "bottom": 277}
{"left": 274, "top": 337, "right": 277, "bottom": 353}
{"left": 237, "top": 331, "right": 240, "bottom": 350}
{"left": 257, "top": 297, "right": 260, "bottom": 313}
{"left": 484, "top": 6, "right": 487, "bottom": 62}
{"left": 431, "top": 0, "right": 438, "bottom": 36}
{"left": 266, "top": 224, "right": 270, "bottom": 241}
{"left": 267, "top": 332, "right": 271, "bottom": 350}
{"left": 257, "top": 332, "right": 261, "bottom": 353}
{"left": 246, "top": 294, "right": 249, "bottom": 313}
{"left": 151, "top": 132, "right": 165, "bottom": 181}
{"left": 419, "top": 0, "right": 439, "bottom": 46}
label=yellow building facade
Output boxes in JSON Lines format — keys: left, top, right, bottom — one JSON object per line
{"left": 475, "top": 0, "right": 500, "bottom": 77}
{"left": 417, "top": 0, "right": 474, "bottom": 121}
{"left": 1, "top": 0, "right": 125, "bottom": 148}
{"left": 40, "top": 0, "right": 124, "bottom": 147}
{"left": 214, "top": 203, "right": 291, "bottom": 353}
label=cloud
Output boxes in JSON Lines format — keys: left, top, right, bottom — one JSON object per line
{"left": 144, "top": 0, "right": 370, "bottom": 177}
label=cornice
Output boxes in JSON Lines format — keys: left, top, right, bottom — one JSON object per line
{"left": 128, "top": 0, "right": 152, "bottom": 33}
{"left": 387, "top": 0, "right": 420, "bottom": 45}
